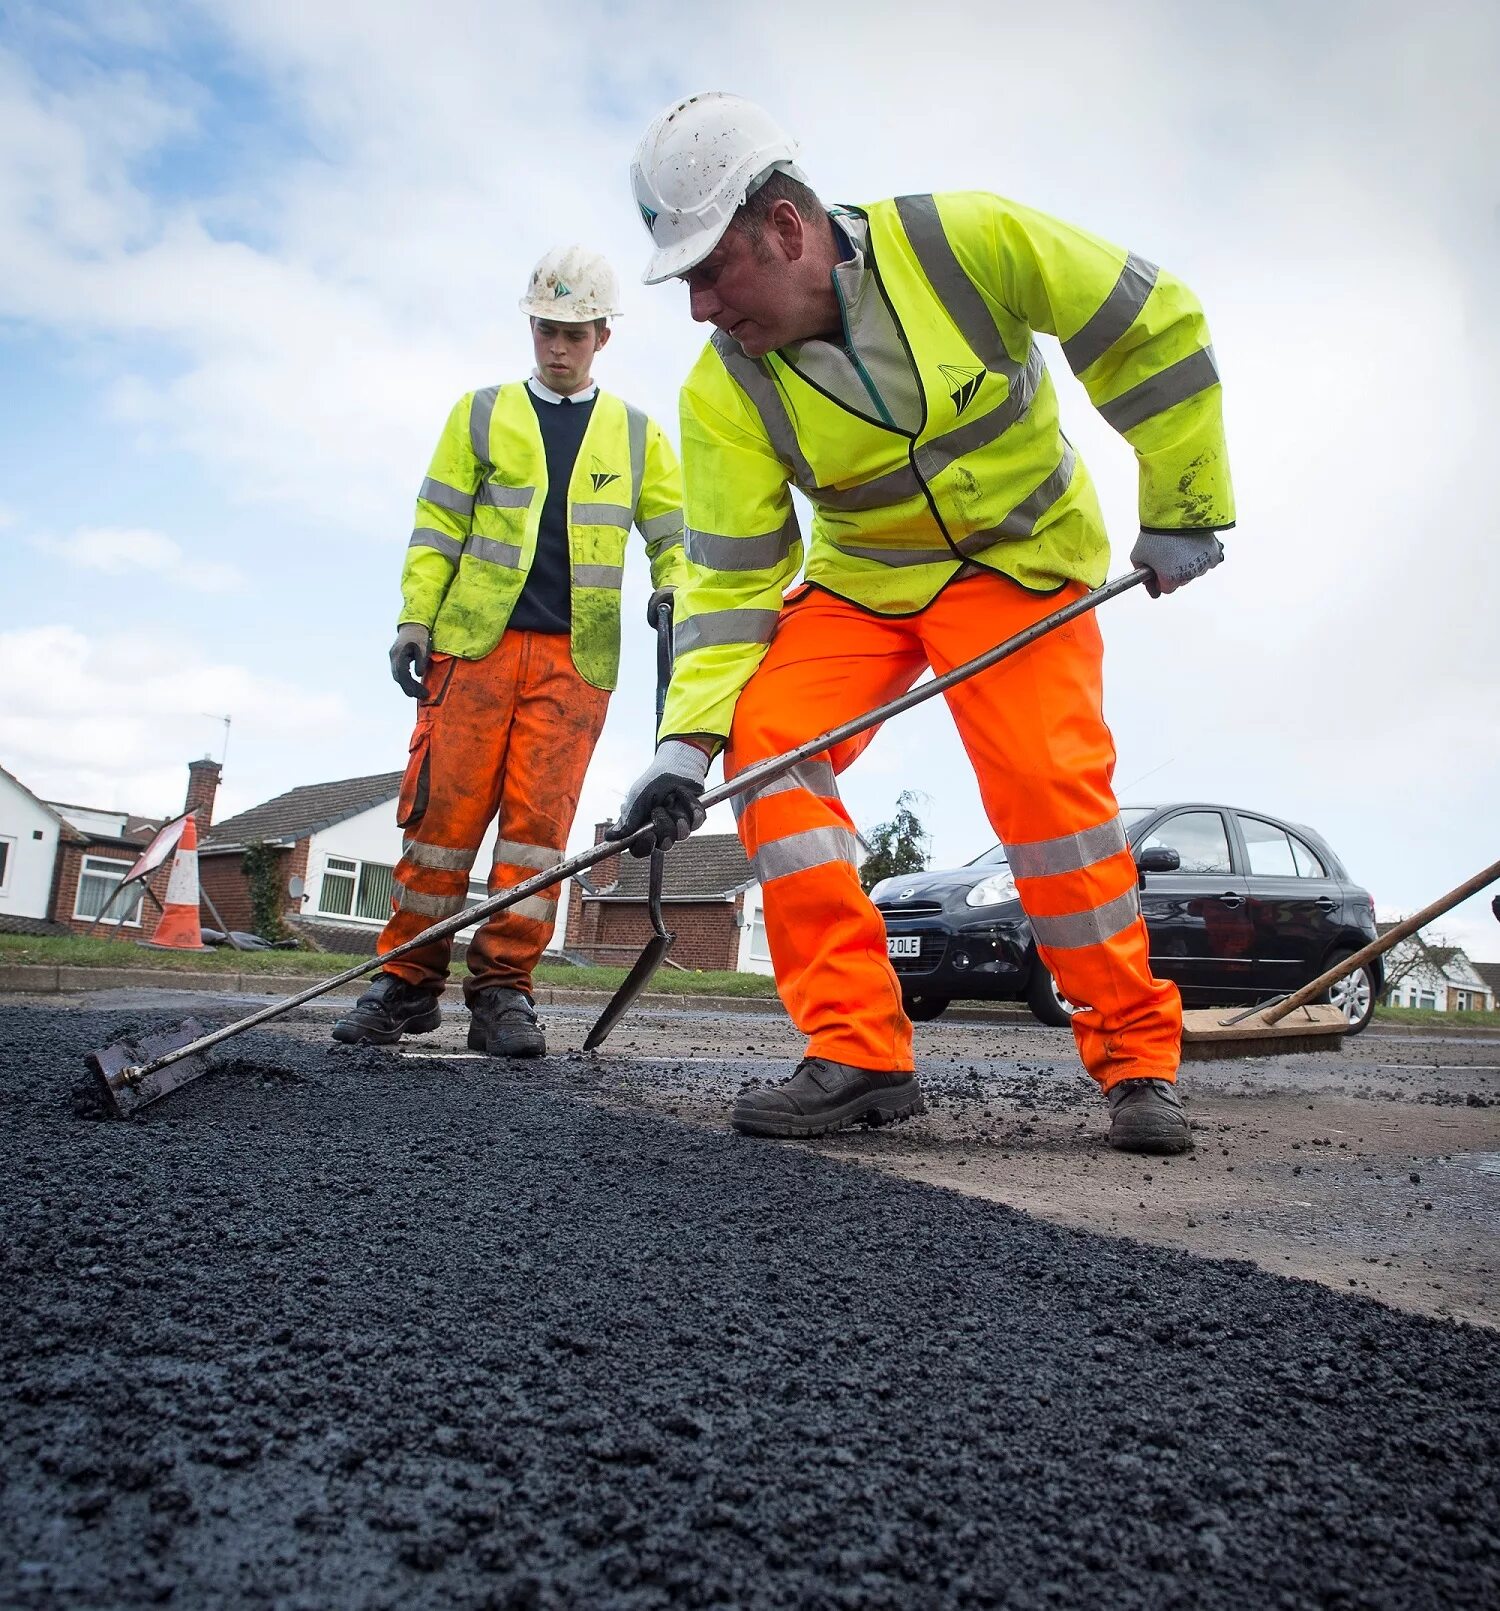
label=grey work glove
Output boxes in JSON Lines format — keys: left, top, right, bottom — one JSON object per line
{"left": 389, "top": 622, "right": 432, "bottom": 698}
{"left": 1129, "top": 529, "right": 1226, "bottom": 598}
{"left": 645, "top": 586, "right": 676, "bottom": 631}
{"left": 610, "top": 739, "right": 710, "bottom": 857}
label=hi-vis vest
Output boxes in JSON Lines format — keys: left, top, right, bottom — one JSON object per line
{"left": 400, "top": 384, "right": 686, "bottom": 689}
{"left": 662, "top": 190, "right": 1235, "bottom": 740}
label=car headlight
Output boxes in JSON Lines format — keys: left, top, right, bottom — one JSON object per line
{"left": 965, "top": 870, "right": 1018, "bottom": 907}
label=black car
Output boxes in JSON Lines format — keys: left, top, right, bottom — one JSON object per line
{"left": 871, "top": 802, "right": 1382, "bottom": 1032}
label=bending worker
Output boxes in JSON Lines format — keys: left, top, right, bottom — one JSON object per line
{"left": 615, "top": 94, "right": 1234, "bottom": 1153}
{"left": 334, "top": 247, "right": 686, "bottom": 1057}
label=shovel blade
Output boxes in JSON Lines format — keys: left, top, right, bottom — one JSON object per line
{"left": 86, "top": 1018, "right": 212, "bottom": 1119}
{"left": 582, "top": 935, "right": 675, "bottom": 1051}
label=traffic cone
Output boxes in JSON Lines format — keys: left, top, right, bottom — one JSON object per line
{"left": 141, "top": 815, "right": 208, "bottom": 951}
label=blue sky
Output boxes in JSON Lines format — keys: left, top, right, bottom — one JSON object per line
{"left": 2, "top": 0, "right": 1497, "bottom": 955}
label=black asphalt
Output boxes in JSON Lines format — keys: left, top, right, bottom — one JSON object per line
{"left": 2, "top": 1001, "right": 1498, "bottom": 1609}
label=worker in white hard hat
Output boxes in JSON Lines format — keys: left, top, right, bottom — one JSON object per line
{"left": 333, "top": 246, "right": 688, "bottom": 1058}
{"left": 616, "top": 93, "right": 1235, "bottom": 1154}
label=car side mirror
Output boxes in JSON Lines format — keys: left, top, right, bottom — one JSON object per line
{"left": 1136, "top": 845, "right": 1181, "bottom": 886}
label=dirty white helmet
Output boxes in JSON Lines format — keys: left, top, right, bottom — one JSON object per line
{"left": 519, "top": 246, "right": 622, "bottom": 322}
{"left": 631, "top": 92, "right": 808, "bottom": 285}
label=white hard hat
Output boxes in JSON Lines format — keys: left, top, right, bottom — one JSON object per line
{"left": 631, "top": 92, "right": 808, "bottom": 285}
{"left": 519, "top": 246, "right": 622, "bottom": 321}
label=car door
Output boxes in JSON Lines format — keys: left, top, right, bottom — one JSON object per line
{"left": 1234, "top": 813, "right": 1346, "bottom": 994}
{"left": 1133, "top": 809, "right": 1255, "bottom": 1004}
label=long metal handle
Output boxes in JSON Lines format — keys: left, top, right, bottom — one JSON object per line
{"left": 128, "top": 570, "right": 1148, "bottom": 1081}
{"left": 1260, "top": 858, "right": 1500, "bottom": 1025}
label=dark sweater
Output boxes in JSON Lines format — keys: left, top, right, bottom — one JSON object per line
{"left": 509, "top": 385, "right": 598, "bottom": 635}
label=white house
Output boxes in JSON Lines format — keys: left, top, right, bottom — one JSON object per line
{"left": 1379, "top": 926, "right": 1495, "bottom": 1013}
{"left": 0, "top": 763, "right": 68, "bottom": 925}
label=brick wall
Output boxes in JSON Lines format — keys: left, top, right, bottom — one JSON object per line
{"left": 571, "top": 897, "right": 739, "bottom": 972}
{"left": 50, "top": 843, "right": 174, "bottom": 941}
{"left": 200, "top": 839, "right": 310, "bottom": 936}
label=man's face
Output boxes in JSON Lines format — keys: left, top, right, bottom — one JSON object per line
{"left": 531, "top": 318, "right": 608, "bottom": 394}
{"left": 679, "top": 225, "right": 804, "bottom": 358}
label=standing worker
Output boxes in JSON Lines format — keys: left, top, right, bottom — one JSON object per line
{"left": 334, "top": 247, "right": 687, "bottom": 1057}
{"left": 616, "top": 95, "right": 1234, "bottom": 1153}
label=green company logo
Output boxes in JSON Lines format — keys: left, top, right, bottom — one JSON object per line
{"left": 939, "top": 363, "right": 985, "bottom": 417}
{"left": 639, "top": 202, "right": 658, "bottom": 230}
{"left": 590, "top": 458, "right": 621, "bottom": 492}
{"left": 553, "top": 280, "right": 572, "bottom": 299}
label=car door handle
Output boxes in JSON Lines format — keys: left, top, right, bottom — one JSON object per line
{"left": 1314, "top": 897, "right": 1338, "bottom": 912}
{"left": 1217, "top": 893, "right": 1245, "bottom": 909}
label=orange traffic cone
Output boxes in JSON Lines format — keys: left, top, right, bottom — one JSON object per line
{"left": 141, "top": 815, "right": 208, "bottom": 951}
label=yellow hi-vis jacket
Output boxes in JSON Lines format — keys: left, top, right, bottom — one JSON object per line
{"left": 400, "top": 383, "right": 687, "bottom": 689}
{"left": 662, "top": 191, "right": 1235, "bottom": 740}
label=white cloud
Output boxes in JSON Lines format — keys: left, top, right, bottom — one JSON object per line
{"left": 29, "top": 526, "right": 243, "bottom": 592}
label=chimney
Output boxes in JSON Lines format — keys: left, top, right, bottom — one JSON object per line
{"left": 185, "top": 756, "right": 222, "bottom": 827}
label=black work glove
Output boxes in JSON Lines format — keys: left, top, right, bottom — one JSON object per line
{"left": 1129, "top": 529, "right": 1226, "bottom": 598}
{"left": 610, "top": 740, "right": 710, "bottom": 857}
{"left": 646, "top": 586, "right": 676, "bottom": 631}
{"left": 389, "top": 623, "right": 431, "bottom": 698}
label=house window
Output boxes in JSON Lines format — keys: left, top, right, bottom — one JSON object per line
{"left": 74, "top": 856, "right": 143, "bottom": 925}
{"left": 317, "top": 856, "right": 396, "bottom": 923}
{"left": 0, "top": 835, "right": 12, "bottom": 891}
{"left": 1417, "top": 991, "right": 1437, "bottom": 1011}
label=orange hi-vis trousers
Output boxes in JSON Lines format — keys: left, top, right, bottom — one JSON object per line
{"left": 725, "top": 572, "right": 1181, "bottom": 1090}
{"left": 378, "top": 631, "right": 609, "bottom": 1001}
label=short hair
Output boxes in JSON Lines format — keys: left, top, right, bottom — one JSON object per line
{"left": 734, "top": 169, "right": 824, "bottom": 244}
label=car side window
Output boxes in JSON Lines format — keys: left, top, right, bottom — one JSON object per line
{"left": 1239, "top": 816, "right": 1327, "bottom": 878}
{"left": 1288, "top": 833, "right": 1327, "bottom": 878}
{"left": 1139, "top": 812, "right": 1232, "bottom": 874}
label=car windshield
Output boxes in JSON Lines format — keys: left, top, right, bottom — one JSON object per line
{"left": 965, "top": 844, "right": 1009, "bottom": 867}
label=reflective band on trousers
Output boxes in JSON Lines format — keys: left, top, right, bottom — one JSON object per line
{"left": 1030, "top": 886, "right": 1141, "bottom": 951}
{"left": 493, "top": 839, "right": 563, "bottom": 872}
{"left": 397, "top": 886, "right": 467, "bottom": 918}
{"left": 675, "top": 608, "right": 780, "bottom": 657}
{"left": 420, "top": 476, "right": 476, "bottom": 517}
{"left": 409, "top": 527, "right": 464, "bottom": 560}
{"left": 504, "top": 893, "right": 558, "bottom": 923}
{"left": 402, "top": 838, "right": 476, "bottom": 872}
{"left": 477, "top": 482, "right": 535, "bottom": 510}
{"left": 731, "top": 759, "right": 838, "bottom": 821}
{"left": 751, "top": 825, "right": 860, "bottom": 884}
{"left": 1098, "top": 346, "right": 1220, "bottom": 435}
{"left": 1061, "top": 253, "right": 1160, "bottom": 376}
{"left": 1003, "top": 814, "right": 1127, "bottom": 881}
{"left": 687, "top": 514, "right": 799, "bottom": 571}
{"left": 573, "top": 564, "right": 624, "bottom": 590}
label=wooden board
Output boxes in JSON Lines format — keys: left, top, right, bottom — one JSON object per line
{"left": 1179, "top": 1003, "right": 1347, "bottom": 1062}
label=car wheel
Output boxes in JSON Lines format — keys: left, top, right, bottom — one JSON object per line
{"left": 1322, "top": 949, "right": 1376, "bottom": 1034}
{"left": 903, "top": 994, "right": 950, "bottom": 1023}
{"left": 1025, "top": 963, "right": 1080, "bottom": 1028}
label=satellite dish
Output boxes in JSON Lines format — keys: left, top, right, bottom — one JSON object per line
{"left": 287, "top": 875, "right": 306, "bottom": 900}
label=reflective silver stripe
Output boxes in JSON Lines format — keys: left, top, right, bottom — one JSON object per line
{"left": 731, "top": 759, "right": 838, "bottom": 821}
{"left": 419, "top": 476, "right": 476, "bottom": 516}
{"left": 686, "top": 515, "right": 798, "bottom": 571}
{"left": 573, "top": 563, "right": 624, "bottom": 590}
{"left": 893, "top": 193, "right": 1015, "bottom": 377}
{"left": 711, "top": 329, "right": 818, "bottom": 493}
{"left": 1003, "top": 816, "right": 1128, "bottom": 881}
{"left": 751, "top": 825, "right": 860, "bottom": 884}
{"left": 1030, "top": 887, "right": 1140, "bottom": 951}
{"left": 470, "top": 386, "right": 499, "bottom": 463}
{"left": 402, "top": 839, "right": 475, "bottom": 872}
{"left": 477, "top": 482, "right": 535, "bottom": 510}
{"left": 467, "top": 535, "right": 524, "bottom": 568}
{"left": 640, "top": 510, "right": 684, "bottom": 544}
{"left": 1099, "top": 346, "right": 1220, "bottom": 435}
{"left": 507, "top": 893, "right": 558, "bottom": 924}
{"left": 408, "top": 527, "right": 464, "bottom": 561}
{"left": 493, "top": 839, "right": 562, "bottom": 872}
{"left": 674, "top": 608, "right": 779, "bottom": 656}
{"left": 625, "top": 403, "right": 648, "bottom": 510}
{"left": 572, "top": 502, "right": 632, "bottom": 528}
{"left": 1061, "top": 253, "right": 1160, "bottom": 376}
{"left": 397, "top": 886, "right": 467, "bottom": 918}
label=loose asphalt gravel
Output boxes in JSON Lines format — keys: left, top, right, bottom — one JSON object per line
{"left": 3, "top": 999, "right": 1499, "bottom": 1609}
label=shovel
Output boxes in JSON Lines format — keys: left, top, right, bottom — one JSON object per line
{"left": 88, "top": 568, "right": 1151, "bottom": 1116}
{"left": 582, "top": 599, "right": 678, "bottom": 1050}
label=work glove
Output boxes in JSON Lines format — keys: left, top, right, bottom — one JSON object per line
{"left": 1129, "top": 529, "right": 1225, "bottom": 598}
{"left": 389, "top": 622, "right": 432, "bottom": 698}
{"left": 645, "top": 586, "right": 676, "bottom": 631}
{"left": 610, "top": 740, "right": 710, "bottom": 857}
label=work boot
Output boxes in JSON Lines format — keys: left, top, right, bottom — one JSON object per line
{"left": 731, "top": 1057, "right": 925, "bottom": 1139}
{"left": 1107, "top": 1077, "right": 1192, "bottom": 1155}
{"left": 330, "top": 971, "right": 442, "bottom": 1046}
{"left": 467, "top": 987, "right": 546, "bottom": 1059}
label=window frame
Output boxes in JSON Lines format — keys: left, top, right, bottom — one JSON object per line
{"left": 0, "top": 834, "right": 13, "bottom": 892}
{"left": 74, "top": 854, "right": 144, "bottom": 926}
{"left": 315, "top": 853, "right": 397, "bottom": 925}
{"left": 1136, "top": 809, "right": 1235, "bottom": 877}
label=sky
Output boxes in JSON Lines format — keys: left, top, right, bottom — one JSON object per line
{"left": 2, "top": 0, "right": 1497, "bottom": 957}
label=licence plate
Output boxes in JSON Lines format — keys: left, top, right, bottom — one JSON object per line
{"left": 887, "top": 935, "right": 922, "bottom": 958}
